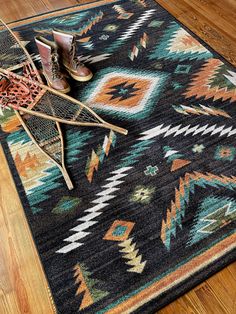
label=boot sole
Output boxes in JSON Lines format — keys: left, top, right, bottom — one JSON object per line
{"left": 66, "top": 69, "right": 93, "bottom": 82}
{"left": 43, "top": 72, "right": 71, "bottom": 94}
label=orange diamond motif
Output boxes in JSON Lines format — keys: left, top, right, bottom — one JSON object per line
{"left": 103, "top": 220, "right": 135, "bottom": 241}
{"left": 81, "top": 67, "right": 169, "bottom": 120}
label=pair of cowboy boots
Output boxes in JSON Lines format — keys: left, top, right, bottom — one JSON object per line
{"left": 35, "top": 30, "right": 93, "bottom": 93}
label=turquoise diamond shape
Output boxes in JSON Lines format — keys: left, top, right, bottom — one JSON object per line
{"left": 148, "top": 20, "right": 164, "bottom": 28}
{"left": 52, "top": 196, "right": 80, "bottom": 214}
{"left": 112, "top": 225, "right": 128, "bottom": 237}
{"left": 175, "top": 64, "right": 192, "bottom": 74}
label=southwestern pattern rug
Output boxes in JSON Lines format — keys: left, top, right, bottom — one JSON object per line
{"left": 1, "top": 0, "right": 236, "bottom": 312}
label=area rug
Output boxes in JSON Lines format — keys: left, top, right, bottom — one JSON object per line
{"left": 1, "top": 0, "right": 236, "bottom": 312}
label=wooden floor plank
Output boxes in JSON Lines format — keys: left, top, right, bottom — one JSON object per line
{"left": 199, "top": 0, "right": 236, "bottom": 25}
{"left": 158, "top": 294, "right": 201, "bottom": 314}
{"left": 227, "top": 263, "right": 236, "bottom": 282}
{"left": 206, "top": 268, "right": 236, "bottom": 313}
{"left": 0, "top": 0, "right": 235, "bottom": 313}
{"left": 184, "top": 0, "right": 236, "bottom": 39}
{"left": 0, "top": 0, "right": 88, "bottom": 22}
{"left": 186, "top": 283, "right": 228, "bottom": 314}
{"left": 0, "top": 147, "right": 55, "bottom": 314}
{"left": 156, "top": 0, "right": 236, "bottom": 66}
{"left": 0, "top": 0, "right": 48, "bottom": 22}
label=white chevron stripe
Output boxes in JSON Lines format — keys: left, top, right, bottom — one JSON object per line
{"left": 102, "top": 181, "right": 122, "bottom": 188}
{"left": 93, "top": 194, "right": 116, "bottom": 203}
{"left": 212, "top": 125, "right": 225, "bottom": 135}
{"left": 70, "top": 221, "right": 95, "bottom": 232}
{"left": 228, "top": 128, "right": 236, "bottom": 136}
{"left": 138, "top": 124, "right": 170, "bottom": 140}
{"left": 65, "top": 231, "right": 90, "bottom": 242}
{"left": 118, "top": 9, "right": 155, "bottom": 41}
{"left": 193, "top": 124, "right": 208, "bottom": 135}
{"left": 84, "top": 203, "right": 105, "bottom": 212}
{"left": 56, "top": 167, "right": 132, "bottom": 254}
{"left": 78, "top": 53, "right": 112, "bottom": 64}
{"left": 164, "top": 124, "right": 182, "bottom": 137}
{"left": 184, "top": 125, "right": 199, "bottom": 135}
{"left": 175, "top": 125, "right": 190, "bottom": 136}
{"left": 138, "top": 123, "right": 236, "bottom": 141}
{"left": 96, "top": 187, "right": 119, "bottom": 195}
{"left": 30, "top": 53, "right": 41, "bottom": 61}
{"left": 78, "top": 212, "right": 102, "bottom": 222}
{"left": 164, "top": 150, "right": 179, "bottom": 158}
{"left": 220, "top": 126, "right": 233, "bottom": 136}
{"left": 224, "top": 70, "right": 236, "bottom": 86}
{"left": 56, "top": 242, "right": 82, "bottom": 254}
{"left": 202, "top": 124, "right": 215, "bottom": 135}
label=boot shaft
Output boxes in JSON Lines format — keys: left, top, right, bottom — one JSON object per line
{"left": 52, "top": 30, "right": 93, "bottom": 82}
{"left": 35, "top": 36, "right": 58, "bottom": 70}
{"left": 35, "top": 36, "right": 70, "bottom": 93}
{"left": 52, "top": 30, "right": 75, "bottom": 67}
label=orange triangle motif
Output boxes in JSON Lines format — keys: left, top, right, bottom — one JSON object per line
{"left": 171, "top": 159, "right": 191, "bottom": 172}
{"left": 78, "top": 36, "right": 91, "bottom": 43}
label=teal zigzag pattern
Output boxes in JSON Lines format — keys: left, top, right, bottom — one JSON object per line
{"left": 149, "top": 21, "right": 213, "bottom": 61}
{"left": 80, "top": 40, "right": 94, "bottom": 51}
{"left": 75, "top": 11, "right": 104, "bottom": 36}
{"left": 33, "top": 11, "right": 89, "bottom": 33}
{"left": 29, "top": 168, "right": 62, "bottom": 214}
{"left": 34, "top": 11, "right": 103, "bottom": 35}
{"left": 117, "top": 139, "right": 154, "bottom": 168}
{"left": 7, "top": 129, "right": 60, "bottom": 214}
{"left": 45, "top": 11, "right": 89, "bottom": 27}
{"left": 52, "top": 196, "right": 81, "bottom": 215}
{"left": 65, "top": 129, "right": 93, "bottom": 163}
{"left": 188, "top": 196, "right": 236, "bottom": 245}
{"left": 7, "top": 129, "right": 92, "bottom": 214}
{"left": 7, "top": 128, "right": 31, "bottom": 145}
{"left": 161, "top": 172, "right": 236, "bottom": 250}
{"left": 29, "top": 129, "right": 92, "bottom": 213}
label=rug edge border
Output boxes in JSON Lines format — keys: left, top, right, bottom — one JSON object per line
{"left": 5, "top": 0, "right": 120, "bottom": 27}
{"left": 1, "top": 0, "right": 235, "bottom": 312}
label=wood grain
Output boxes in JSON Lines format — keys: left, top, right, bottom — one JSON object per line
{"left": 0, "top": 0, "right": 80, "bottom": 22}
{"left": 0, "top": 0, "right": 235, "bottom": 313}
{"left": 156, "top": 0, "right": 236, "bottom": 66}
{"left": 0, "top": 145, "right": 56, "bottom": 314}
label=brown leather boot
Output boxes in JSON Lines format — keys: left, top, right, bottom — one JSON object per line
{"left": 35, "top": 36, "right": 70, "bottom": 93}
{"left": 52, "top": 30, "right": 93, "bottom": 82}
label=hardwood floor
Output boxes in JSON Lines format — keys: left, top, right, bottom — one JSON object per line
{"left": 156, "top": 0, "right": 236, "bottom": 66}
{"left": 0, "top": 0, "right": 235, "bottom": 313}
